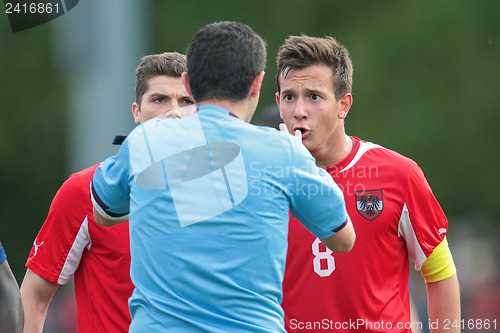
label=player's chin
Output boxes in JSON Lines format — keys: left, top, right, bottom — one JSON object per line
{"left": 301, "top": 137, "right": 313, "bottom": 150}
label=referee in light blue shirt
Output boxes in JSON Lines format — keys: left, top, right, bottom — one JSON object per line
{"left": 91, "top": 21, "right": 355, "bottom": 333}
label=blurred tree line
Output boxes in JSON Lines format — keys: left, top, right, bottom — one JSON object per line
{"left": 1, "top": 0, "right": 499, "bottom": 281}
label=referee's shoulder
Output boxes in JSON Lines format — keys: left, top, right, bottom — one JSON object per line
{"left": 253, "top": 124, "right": 312, "bottom": 165}
{"left": 254, "top": 124, "right": 295, "bottom": 145}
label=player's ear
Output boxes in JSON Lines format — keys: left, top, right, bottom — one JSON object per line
{"left": 181, "top": 72, "right": 194, "bottom": 99}
{"left": 338, "top": 93, "right": 353, "bottom": 120}
{"left": 132, "top": 102, "right": 141, "bottom": 124}
{"left": 275, "top": 92, "right": 285, "bottom": 120}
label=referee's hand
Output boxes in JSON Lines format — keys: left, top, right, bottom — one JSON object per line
{"left": 279, "top": 123, "right": 302, "bottom": 142}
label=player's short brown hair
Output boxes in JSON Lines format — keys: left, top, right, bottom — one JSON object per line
{"left": 276, "top": 35, "right": 353, "bottom": 101}
{"left": 135, "top": 52, "right": 187, "bottom": 106}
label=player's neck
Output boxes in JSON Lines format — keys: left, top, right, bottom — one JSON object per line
{"left": 313, "top": 133, "right": 353, "bottom": 169}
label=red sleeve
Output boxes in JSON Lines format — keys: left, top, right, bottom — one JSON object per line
{"left": 399, "top": 161, "right": 448, "bottom": 269}
{"left": 25, "top": 165, "right": 98, "bottom": 284}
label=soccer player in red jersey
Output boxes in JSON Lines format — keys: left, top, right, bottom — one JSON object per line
{"left": 20, "top": 52, "right": 195, "bottom": 333}
{"left": 277, "top": 35, "right": 460, "bottom": 333}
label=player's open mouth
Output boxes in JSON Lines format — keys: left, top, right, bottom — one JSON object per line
{"left": 294, "top": 127, "right": 310, "bottom": 139}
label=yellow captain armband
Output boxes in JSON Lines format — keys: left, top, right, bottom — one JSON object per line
{"left": 420, "top": 237, "right": 457, "bottom": 283}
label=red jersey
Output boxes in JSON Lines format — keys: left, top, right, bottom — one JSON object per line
{"left": 26, "top": 164, "right": 133, "bottom": 333}
{"left": 282, "top": 137, "right": 448, "bottom": 332}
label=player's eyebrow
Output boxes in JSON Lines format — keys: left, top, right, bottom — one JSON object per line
{"left": 280, "top": 88, "right": 295, "bottom": 95}
{"left": 150, "top": 93, "right": 169, "bottom": 97}
{"left": 148, "top": 93, "right": 170, "bottom": 100}
{"left": 305, "top": 88, "right": 327, "bottom": 96}
{"left": 281, "top": 87, "right": 327, "bottom": 96}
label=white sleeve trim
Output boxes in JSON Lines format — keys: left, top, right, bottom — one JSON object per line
{"left": 90, "top": 182, "right": 129, "bottom": 221}
{"left": 398, "top": 203, "right": 427, "bottom": 271}
{"left": 57, "top": 216, "right": 92, "bottom": 285}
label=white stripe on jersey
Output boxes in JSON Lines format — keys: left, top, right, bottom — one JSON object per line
{"left": 398, "top": 203, "right": 427, "bottom": 270}
{"left": 57, "top": 216, "right": 91, "bottom": 285}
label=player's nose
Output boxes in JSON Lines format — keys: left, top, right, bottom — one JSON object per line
{"left": 171, "top": 100, "right": 180, "bottom": 110}
{"left": 293, "top": 98, "right": 307, "bottom": 119}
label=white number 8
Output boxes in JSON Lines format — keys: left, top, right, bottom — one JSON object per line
{"left": 312, "top": 238, "right": 335, "bottom": 277}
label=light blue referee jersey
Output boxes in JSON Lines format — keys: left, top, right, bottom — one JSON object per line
{"left": 91, "top": 105, "right": 347, "bottom": 332}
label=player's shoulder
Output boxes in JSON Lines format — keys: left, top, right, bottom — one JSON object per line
{"left": 76, "top": 163, "right": 100, "bottom": 176}
{"left": 60, "top": 164, "right": 100, "bottom": 194}
{"left": 69, "top": 163, "right": 100, "bottom": 182}
{"left": 358, "top": 137, "right": 417, "bottom": 167}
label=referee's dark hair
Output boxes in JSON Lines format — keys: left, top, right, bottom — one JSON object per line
{"left": 186, "top": 21, "right": 267, "bottom": 103}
